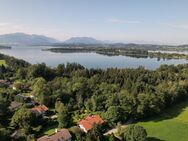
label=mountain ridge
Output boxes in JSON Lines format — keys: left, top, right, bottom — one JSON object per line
{"left": 0, "top": 32, "right": 61, "bottom": 45}
{"left": 63, "top": 37, "right": 104, "bottom": 44}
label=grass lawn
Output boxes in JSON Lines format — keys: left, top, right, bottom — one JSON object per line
{"left": 40, "top": 122, "right": 58, "bottom": 136}
{"left": 0, "top": 60, "right": 6, "bottom": 66}
{"left": 137, "top": 100, "right": 188, "bottom": 141}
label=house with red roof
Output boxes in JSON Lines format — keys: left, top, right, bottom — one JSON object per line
{"left": 31, "top": 105, "right": 48, "bottom": 116}
{"left": 79, "top": 115, "right": 105, "bottom": 133}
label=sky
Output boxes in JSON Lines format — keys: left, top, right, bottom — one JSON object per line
{"left": 0, "top": 0, "right": 188, "bottom": 45}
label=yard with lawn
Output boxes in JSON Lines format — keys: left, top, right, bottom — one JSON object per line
{"left": 39, "top": 122, "right": 58, "bottom": 136}
{"left": 138, "top": 100, "right": 188, "bottom": 141}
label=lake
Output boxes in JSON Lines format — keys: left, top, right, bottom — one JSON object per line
{"left": 0, "top": 46, "right": 188, "bottom": 69}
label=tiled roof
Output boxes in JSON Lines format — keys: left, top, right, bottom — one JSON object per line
{"left": 79, "top": 115, "right": 105, "bottom": 132}
{"left": 31, "top": 105, "right": 48, "bottom": 114}
{"left": 37, "top": 129, "right": 71, "bottom": 141}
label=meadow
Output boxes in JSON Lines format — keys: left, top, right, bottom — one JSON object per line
{"left": 138, "top": 100, "right": 188, "bottom": 141}
{"left": 0, "top": 60, "right": 6, "bottom": 66}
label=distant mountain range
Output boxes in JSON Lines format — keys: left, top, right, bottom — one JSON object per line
{"left": 0, "top": 33, "right": 107, "bottom": 45}
{"left": 0, "top": 33, "right": 187, "bottom": 49}
{"left": 0, "top": 33, "right": 61, "bottom": 45}
{"left": 63, "top": 37, "right": 104, "bottom": 44}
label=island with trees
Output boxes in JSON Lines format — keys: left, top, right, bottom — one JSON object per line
{"left": 44, "top": 46, "right": 188, "bottom": 60}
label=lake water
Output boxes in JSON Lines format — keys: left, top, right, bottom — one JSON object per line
{"left": 0, "top": 46, "right": 188, "bottom": 69}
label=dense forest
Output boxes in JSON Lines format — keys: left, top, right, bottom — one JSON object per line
{"left": 0, "top": 53, "right": 188, "bottom": 141}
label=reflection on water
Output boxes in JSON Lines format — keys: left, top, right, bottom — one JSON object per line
{"left": 0, "top": 46, "right": 188, "bottom": 69}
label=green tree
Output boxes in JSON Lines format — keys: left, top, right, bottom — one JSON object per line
{"left": 57, "top": 103, "right": 70, "bottom": 128}
{"left": 16, "top": 68, "right": 28, "bottom": 79}
{"left": 121, "top": 124, "right": 147, "bottom": 141}
{"left": 11, "top": 107, "right": 34, "bottom": 134}
{"left": 85, "top": 124, "right": 104, "bottom": 141}
{"left": 0, "top": 127, "right": 11, "bottom": 141}
{"left": 69, "top": 126, "right": 84, "bottom": 141}
{"left": 56, "top": 64, "right": 65, "bottom": 76}
{"left": 0, "top": 93, "right": 10, "bottom": 126}
{"left": 108, "top": 134, "right": 120, "bottom": 141}
{"left": 104, "top": 106, "right": 124, "bottom": 124}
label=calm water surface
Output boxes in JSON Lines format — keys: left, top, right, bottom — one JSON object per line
{"left": 0, "top": 46, "right": 188, "bottom": 69}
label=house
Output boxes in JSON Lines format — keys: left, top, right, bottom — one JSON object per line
{"left": 31, "top": 105, "right": 48, "bottom": 116}
{"left": 9, "top": 101, "right": 22, "bottom": 111}
{"left": 79, "top": 115, "right": 105, "bottom": 133}
{"left": 12, "top": 82, "right": 27, "bottom": 91}
{"left": 37, "top": 129, "right": 72, "bottom": 141}
{"left": 0, "top": 79, "right": 11, "bottom": 87}
{"left": 15, "top": 94, "right": 29, "bottom": 103}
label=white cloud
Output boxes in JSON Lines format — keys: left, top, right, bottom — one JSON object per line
{"left": 107, "top": 18, "right": 142, "bottom": 24}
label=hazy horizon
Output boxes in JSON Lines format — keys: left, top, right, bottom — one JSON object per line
{"left": 0, "top": 0, "right": 188, "bottom": 45}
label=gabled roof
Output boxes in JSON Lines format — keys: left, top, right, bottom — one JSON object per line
{"left": 31, "top": 105, "right": 48, "bottom": 114}
{"left": 37, "top": 129, "right": 72, "bottom": 141}
{"left": 79, "top": 115, "right": 105, "bottom": 132}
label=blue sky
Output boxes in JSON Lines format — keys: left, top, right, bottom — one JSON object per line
{"left": 0, "top": 0, "right": 188, "bottom": 44}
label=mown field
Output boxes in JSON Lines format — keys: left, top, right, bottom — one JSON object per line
{"left": 0, "top": 60, "right": 6, "bottom": 66}
{"left": 138, "top": 100, "right": 188, "bottom": 141}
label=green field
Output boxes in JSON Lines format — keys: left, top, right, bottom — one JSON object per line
{"left": 138, "top": 100, "right": 188, "bottom": 141}
{"left": 0, "top": 60, "right": 6, "bottom": 66}
{"left": 40, "top": 122, "right": 58, "bottom": 136}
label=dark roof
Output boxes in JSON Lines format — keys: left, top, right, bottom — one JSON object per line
{"left": 16, "top": 94, "right": 27, "bottom": 99}
{"left": 37, "top": 129, "right": 72, "bottom": 141}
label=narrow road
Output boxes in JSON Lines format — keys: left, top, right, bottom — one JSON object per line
{"left": 103, "top": 120, "right": 133, "bottom": 136}
{"left": 103, "top": 125, "right": 127, "bottom": 136}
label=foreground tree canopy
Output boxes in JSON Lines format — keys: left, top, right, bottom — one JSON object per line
{"left": 0, "top": 53, "right": 188, "bottom": 140}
